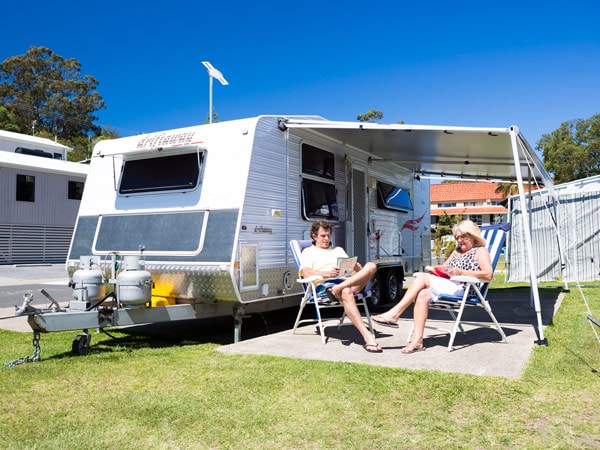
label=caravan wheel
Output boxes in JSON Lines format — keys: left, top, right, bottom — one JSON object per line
{"left": 385, "top": 270, "right": 402, "bottom": 304}
{"left": 367, "top": 274, "right": 382, "bottom": 309}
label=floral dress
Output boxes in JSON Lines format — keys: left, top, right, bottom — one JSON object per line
{"left": 446, "top": 246, "right": 482, "bottom": 272}
{"left": 445, "top": 246, "right": 483, "bottom": 292}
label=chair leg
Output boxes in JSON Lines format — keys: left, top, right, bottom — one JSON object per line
{"left": 292, "top": 293, "right": 310, "bottom": 334}
{"left": 481, "top": 299, "right": 508, "bottom": 343}
{"left": 362, "top": 300, "right": 375, "bottom": 338}
{"left": 447, "top": 299, "right": 469, "bottom": 351}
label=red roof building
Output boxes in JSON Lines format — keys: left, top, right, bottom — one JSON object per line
{"left": 430, "top": 181, "right": 507, "bottom": 226}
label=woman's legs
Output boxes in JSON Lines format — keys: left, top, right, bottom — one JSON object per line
{"left": 401, "top": 289, "right": 431, "bottom": 352}
{"left": 372, "top": 273, "right": 431, "bottom": 324}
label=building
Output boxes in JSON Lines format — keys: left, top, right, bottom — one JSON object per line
{"left": 0, "top": 131, "right": 88, "bottom": 264}
{"left": 430, "top": 181, "right": 507, "bottom": 228}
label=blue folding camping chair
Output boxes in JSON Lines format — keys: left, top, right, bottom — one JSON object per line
{"left": 289, "top": 239, "right": 374, "bottom": 344}
{"left": 409, "top": 223, "right": 510, "bottom": 351}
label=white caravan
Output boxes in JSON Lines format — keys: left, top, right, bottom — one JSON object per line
{"left": 22, "top": 115, "right": 430, "bottom": 348}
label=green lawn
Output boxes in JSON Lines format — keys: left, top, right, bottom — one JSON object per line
{"left": 1, "top": 285, "right": 599, "bottom": 449}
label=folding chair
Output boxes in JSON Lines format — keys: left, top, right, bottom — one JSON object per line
{"left": 289, "top": 239, "right": 374, "bottom": 344}
{"left": 409, "top": 223, "right": 510, "bottom": 351}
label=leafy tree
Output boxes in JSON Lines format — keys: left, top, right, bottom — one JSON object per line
{"left": 65, "top": 125, "right": 120, "bottom": 162}
{"left": 537, "top": 114, "right": 600, "bottom": 184}
{"left": 0, "top": 107, "right": 19, "bottom": 132}
{"left": 494, "top": 182, "right": 518, "bottom": 198}
{"left": 432, "top": 212, "right": 463, "bottom": 262}
{"left": 356, "top": 109, "right": 384, "bottom": 122}
{"left": 203, "top": 108, "right": 220, "bottom": 124}
{"left": 0, "top": 46, "right": 106, "bottom": 141}
{"left": 0, "top": 105, "right": 20, "bottom": 132}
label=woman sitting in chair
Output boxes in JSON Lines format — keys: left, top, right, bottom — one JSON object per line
{"left": 301, "top": 220, "right": 381, "bottom": 353}
{"left": 372, "top": 219, "right": 493, "bottom": 353}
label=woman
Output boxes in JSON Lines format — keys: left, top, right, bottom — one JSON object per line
{"left": 371, "top": 220, "right": 493, "bottom": 353}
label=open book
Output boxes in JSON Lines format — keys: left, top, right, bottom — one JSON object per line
{"left": 337, "top": 257, "right": 358, "bottom": 277}
{"left": 425, "top": 265, "right": 451, "bottom": 279}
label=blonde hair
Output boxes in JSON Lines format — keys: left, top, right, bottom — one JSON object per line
{"left": 452, "top": 220, "right": 485, "bottom": 246}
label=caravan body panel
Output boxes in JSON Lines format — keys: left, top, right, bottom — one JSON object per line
{"left": 67, "top": 116, "right": 429, "bottom": 312}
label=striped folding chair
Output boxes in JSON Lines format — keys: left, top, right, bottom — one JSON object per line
{"left": 409, "top": 223, "right": 510, "bottom": 351}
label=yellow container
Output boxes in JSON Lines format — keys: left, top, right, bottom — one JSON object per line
{"left": 150, "top": 296, "right": 176, "bottom": 307}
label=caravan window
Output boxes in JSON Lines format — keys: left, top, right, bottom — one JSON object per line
{"left": 301, "top": 144, "right": 338, "bottom": 220}
{"left": 376, "top": 182, "right": 413, "bottom": 212}
{"left": 301, "top": 179, "right": 339, "bottom": 220}
{"left": 119, "top": 152, "right": 202, "bottom": 194}
{"left": 302, "top": 144, "right": 335, "bottom": 180}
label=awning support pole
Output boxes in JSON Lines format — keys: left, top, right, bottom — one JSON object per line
{"left": 509, "top": 128, "right": 547, "bottom": 345}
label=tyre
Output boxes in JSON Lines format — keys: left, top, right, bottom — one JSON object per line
{"left": 385, "top": 270, "right": 401, "bottom": 304}
{"left": 367, "top": 273, "right": 383, "bottom": 309}
{"left": 72, "top": 334, "right": 90, "bottom": 356}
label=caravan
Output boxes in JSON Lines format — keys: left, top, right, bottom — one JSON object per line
{"left": 22, "top": 115, "right": 430, "bottom": 347}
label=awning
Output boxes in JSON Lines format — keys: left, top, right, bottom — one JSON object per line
{"left": 281, "top": 118, "right": 551, "bottom": 183}
{"left": 281, "top": 116, "right": 552, "bottom": 346}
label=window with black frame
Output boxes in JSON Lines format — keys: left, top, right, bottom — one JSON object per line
{"left": 301, "top": 179, "right": 339, "bottom": 220}
{"left": 301, "top": 144, "right": 338, "bottom": 220}
{"left": 119, "top": 152, "right": 202, "bottom": 194}
{"left": 16, "top": 174, "right": 35, "bottom": 202}
{"left": 376, "top": 181, "right": 413, "bottom": 212}
{"left": 68, "top": 181, "right": 84, "bottom": 200}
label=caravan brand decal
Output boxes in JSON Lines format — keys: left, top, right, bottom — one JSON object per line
{"left": 253, "top": 225, "right": 273, "bottom": 234}
{"left": 400, "top": 212, "right": 426, "bottom": 231}
{"left": 136, "top": 132, "right": 198, "bottom": 150}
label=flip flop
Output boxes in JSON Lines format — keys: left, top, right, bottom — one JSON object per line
{"left": 363, "top": 343, "right": 383, "bottom": 353}
{"left": 371, "top": 315, "right": 399, "bottom": 328}
{"left": 401, "top": 345, "right": 425, "bottom": 354}
{"left": 325, "top": 287, "right": 339, "bottom": 303}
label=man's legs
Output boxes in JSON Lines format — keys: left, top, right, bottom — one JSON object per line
{"left": 339, "top": 286, "right": 380, "bottom": 349}
{"left": 329, "top": 262, "right": 377, "bottom": 297}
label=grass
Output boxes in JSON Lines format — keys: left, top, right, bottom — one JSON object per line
{"left": 1, "top": 285, "right": 599, "bottom": 449}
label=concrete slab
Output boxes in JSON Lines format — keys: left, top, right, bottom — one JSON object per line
{"left": 217, "top": 288, "right": 563, "bottom": 379}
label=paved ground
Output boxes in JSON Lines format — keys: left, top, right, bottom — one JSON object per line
{"left": 0, "top": 264, "right": 563, "bottom": 379}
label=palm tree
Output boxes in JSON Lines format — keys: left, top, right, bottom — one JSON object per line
{"left": 495, "top": 182, "right": 518, "bottom": 198}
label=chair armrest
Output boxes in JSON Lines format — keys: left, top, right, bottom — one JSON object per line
{"left": 296, "top": 275, "right": 322, "bottom": 284}
{"left": 449, "top": 275, "right": 488, "bottom": 284}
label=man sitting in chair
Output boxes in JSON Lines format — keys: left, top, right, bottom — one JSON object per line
{"left": 300, "top": 220, "right": 381, "bottom": 353}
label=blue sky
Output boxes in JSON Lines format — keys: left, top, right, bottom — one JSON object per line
{"left": 3, "top": 1, "right": 599, "bottom": 149}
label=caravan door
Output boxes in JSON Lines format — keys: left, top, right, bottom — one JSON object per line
{"left": 350, "top": 165, "right": 368, "bottom": 264}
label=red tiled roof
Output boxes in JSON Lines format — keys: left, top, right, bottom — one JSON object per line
{"left": 430, "top": 206, "right": 507, "bottom": 216}
{"left": 431, "top": 181, "right": 505, "bottom": 202}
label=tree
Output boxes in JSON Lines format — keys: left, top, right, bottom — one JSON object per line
{"left": 356, "top": 109, "right": 384, "bottom": 123}
{"left": 0, "top": 105, "right": 20, "bottom": 132}
{"left": 494, "top": 182, "right": 518, "bottom": 198}
{"left": 537, "top": 114, "right": 600, "bottom": 184}
{"left": 65, "top": 125, "right": 120, "bottom": 162}
{"left": 432, "top": 212, "right": 462, "bottom": 262}
{"left": 0, "top": 46, "right": 106, "bottom": 140}
{"left": 203, "top": 108, "right": 220, "bottom": 124}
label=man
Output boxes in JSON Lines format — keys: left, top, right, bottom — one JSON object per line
{"left": 300, "top": 220, "right": 381, "bottom": 353}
